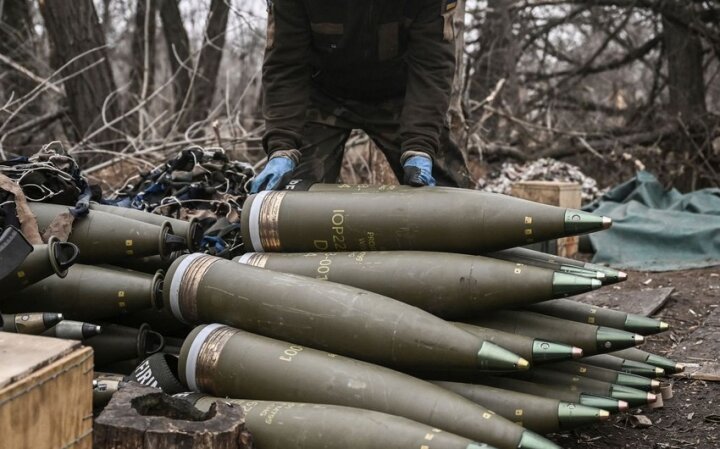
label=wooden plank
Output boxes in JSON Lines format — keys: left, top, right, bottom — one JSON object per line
{"left": 672, "top": 306, "right": 720, "bottom": 382}
{"left": 0, "top": 345, "right": 93, "bottom": 449}
{"left": 0, "top": 333, "right": 80, "bottom": 388}
{"left": 572, "top": 287, "right": 675, "bottom": 317}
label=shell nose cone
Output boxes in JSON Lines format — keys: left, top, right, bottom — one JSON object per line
{"left": 617, "top": 271, "right": 628, "bottom": 281}
{"left": 599, "top": 410, "right": 611, "bottom": 422}
{"left": 618, "top": 400, "right": 629, "bottom": 412}
{"left": 564, "top": 210, "right": 609, "bottom": 235}
{"left": 602, "top": 216, "right": 613, "bottom": 229}
{"left": 477, "top": 342, "right": 529, "bottom": 371}
{"left": 634, "top": 334, "right": 645, "bottom": 345}
{"left": 552, "top": 272, "right": 602, "bottom": 297}
{"left": 572, "top": 347, "right": 584, "bottom": 359}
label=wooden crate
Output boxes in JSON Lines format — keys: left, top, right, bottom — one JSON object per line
{"left": 510, "top": 181, "right": 582, "bottom": 258}
{"left": 0, "top": 333, "right": 93, "bottom": 449}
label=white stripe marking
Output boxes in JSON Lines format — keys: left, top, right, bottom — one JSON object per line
{"left": 248, "top": 191, "right": 270, "bottom": 252}
{"left": 185, "top": 323, "right": 225, "bottom": 391}
{"left": 236, "top": 253, "right": 256, "bottom": 265}
{"left": 169, "top": 253, "right": 205, "bottom": 324}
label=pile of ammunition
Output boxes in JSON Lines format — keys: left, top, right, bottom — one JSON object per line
{"left": 0, "top": 184, "right": 681, "bottom": 449}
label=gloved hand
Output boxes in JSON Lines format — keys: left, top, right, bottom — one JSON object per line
{"left": 250, "top": 156, "right": 296, "bottom": 193}
{"left": 402, "top": 154, "right": 436, "bottom": 187}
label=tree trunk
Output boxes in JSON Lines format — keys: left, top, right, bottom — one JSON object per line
{"left": 159, "top": 0, "right": 191, "bottom": 124}
{"left": 662, "top": 3, "right": 709, "bottom": 191}
{"left": 93, "top": 383, "right": 252, "bottom": 449}
{"left": 663, "top": 15, "right": 707, "bottom": 120}
{"left": 469, "top": 0, "right": 519, "bottom": 139}
{"left": 39, "top": 0, "right": 123, "bottom": 150}
{"left": 130, "top": 0, "right": 157, "bottom": 102}
{"left": 0, "top": 0, "right": 36, "bottom": 106}
{"left": 185, "top": 0, "right": 230, "bottom": 129}
{"left": 128, "top": 0, "right": 158, "bottom": 135}
{"left": 448, "top": 0, "right": 468, "bottom": 152}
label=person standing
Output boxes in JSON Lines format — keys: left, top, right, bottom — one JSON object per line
{"left": 251, "top": 0, "right": 471, "bottom": 192}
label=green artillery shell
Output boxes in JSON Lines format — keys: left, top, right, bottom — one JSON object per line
{"left": 432, "top": 381, "right": 609, "bottom": 434}
{"left": 29, "top": 202, "right": 183, "bottom": 263}
{"left": 43, "top": 320, "right": 102, "bottom": 340}
{"left": 545, "top": 361, "right": 661, "bottom": 391}
{"left": 611, "top": 348, "right": 685, "bottom": 374}
{"left": 90, "top": 203, "right": 202, "bottom": 251}
{"left": 467, "top": 376, "right": 628, "bottom": 413}
{"left": 486, "top": 247, "right": 627, "bottom": 284}
{"left": 182, "top": 394, "right": 494, "bottom": 449}
{"left": 526, "top": 298, "right": 670, "bottom": 335}
{"left": 454, "top": 322, "right": 584, "bottom": 364}
{"left": 513, "top": 369, "right": 657, "bottom": 407}
{"left": 179, "top": 324, "right": 559, "bottom": 449}
{"left": 241, "top": 186, "right": 610, "bottom": 254}
{"left": 234, "top": 251, "right": 599, "bottom": 318}
{"left": 0, "top": 312, "right": 63, "bottom": 335}
{"left": 467, "top": 311, "right": 644, "bottom": 355}
{"left": 165, "top": 254, "right": 527, "bottom": 371}
{"left": 111, "top": 253, "right": 178, "bottom": 274}
{"left": 582, "top": 354, "right": 666, "bottom": 378}
{"left": 85, "top": 323, "right": 165, "bottom": 367}
{"left": 0, "top": 237, "right": 78, "bottom": 292}
{"left": 2, "top": 265, "right": 163, "bottom": 320}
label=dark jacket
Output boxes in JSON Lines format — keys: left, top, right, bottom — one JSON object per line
{"left": 262, "top": 0, "right": 457, "bottom": 160}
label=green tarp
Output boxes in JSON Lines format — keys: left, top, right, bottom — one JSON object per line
{"left": 583, "top": 171, "right": 720, "bottom": 271}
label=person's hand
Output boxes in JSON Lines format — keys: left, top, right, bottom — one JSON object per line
{"left": 250, "top": 156, "right": 296, "bottom": 193}
{"left": 402, "top": 154, "right": 436, "bottom": 187}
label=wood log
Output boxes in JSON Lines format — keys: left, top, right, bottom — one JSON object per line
{"left": 93, "top": 383, "right": 252, "bottom": 449}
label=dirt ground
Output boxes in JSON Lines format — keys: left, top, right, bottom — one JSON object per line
{"left": 549, "top": 266, "right": 720, "bottom": 449}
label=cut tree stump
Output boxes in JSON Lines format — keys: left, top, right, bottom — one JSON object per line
{"left": 94, "top": 383, "right": 252, "bottom": 449}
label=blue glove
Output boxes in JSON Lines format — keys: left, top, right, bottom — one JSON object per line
{"left": 250, "top": 156, "right": 296, "bottom": 193}
{"left": 402, "top": 154, "right": 436, "bottom": 187}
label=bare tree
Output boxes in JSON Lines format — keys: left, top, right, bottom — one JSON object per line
{"left": 159, "top": 0, "right": 191, "bottom": 120}
{"left": 39, "top": 0, "right": 123, "bottom": 150}
{"left": 186, "top": 0, "right": 231, "bottom": 128}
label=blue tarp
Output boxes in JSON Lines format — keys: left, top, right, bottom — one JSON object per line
{"left": 583, "top": 171, "right": 720, "bottom": 271}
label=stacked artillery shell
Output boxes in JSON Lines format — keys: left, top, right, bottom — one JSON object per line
{"left": 487, "top": 247, "right": 627, "bottom": 284}
{"left": 234, "top": 251, "right": 600, "bottom": 318}
{"left": 2, "top": 265, "right": 163, "bottom": 320}
{"left": 611, "top": 348, "right": 685, "bottom": 374}
{"left": 453, "top": 322, "right": 584, "bottom": 364}
{"left": 0, "top": 312, "right": 63, "bottom": 335}
{"left": 431, "top": 381, "right": 610, "bottom": 434}
{"left": 43, "top": 319, "right": 102, "bottom": 340}
{"left": 459, "top": 376, "right": 629, "bottom": 413}
{"left": 526, "top": 298, "right": 670, "bottom": 335}
{"left": 182, "top": 394, "right": 495, "bottom": 449}
{"left": 164, "top": 253, "right": 528, "bottom": 371}
{"left": 90, "top": 202, "right": 202, "bottom": 251}
{"left": 6, "top": 184, "right": 677, "bottom": 447}
{"left": 179, "top": 324, "right": 559, "bottom": 449}
{"left": 84, "top": 323, "right": 165, "bottom": 368}
{"left": 0, "top": 237, "right": 78, "bottom": 292}
{"left": 29, "top": 202, "right": 186, "bottom": 263}
{"left": 509, "top": 369, "right": 657, "bottom": 407}
{"left": 467, "top": 311, "right": 645, "bottom": 355}
{"left": 581, "top": 353, "right": 666, "bottom": 378}
{"left": 241, "top": 185, "right": 611, "bottom": 253}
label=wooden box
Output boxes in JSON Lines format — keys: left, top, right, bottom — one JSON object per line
{"left": 0, "top": 333, "right": 94, "bottom": 449}
{"left": 510, "top": 181, "right": 582, "bottom": 258}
